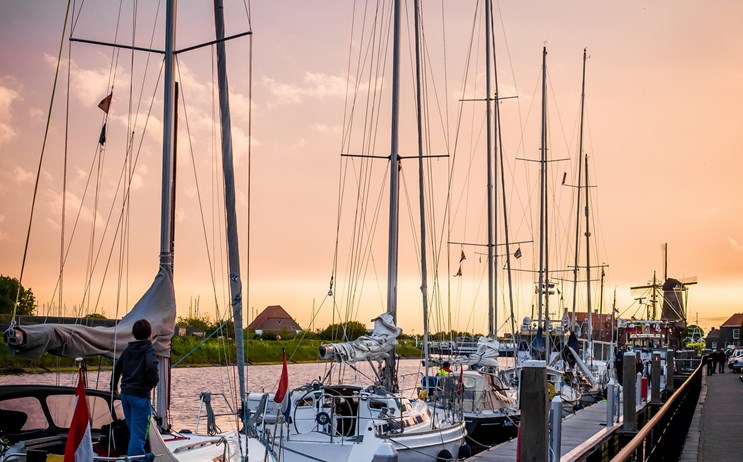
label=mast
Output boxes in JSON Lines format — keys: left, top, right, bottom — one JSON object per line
{"left": 585, "top": 155, "right": 593, "bottom": 346}
{"left": 213, "top": 0, "right": 248, "bottom": 423}
{"left": 485, "top": 0, "right": 496, "bottom": 338}
{"left": 384, "top": 0, "right": 402, "bottom": 392}
{"left": 156, "top": 0, "right": 177, "bottom": 431}
{"left": 413, "top": 0, "right": 430, "bottom": 394}
{"left": 570, "top": 50, "right": 587, "bottom": 331}
{"left": 537, "top": 47, "right": 548, "bottom": 332}
{"left": 579, "top": 50, "right": 593, "bottom": 350}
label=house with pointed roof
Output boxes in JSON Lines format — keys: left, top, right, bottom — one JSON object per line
{"left": 719, "top": 313, "right": 742, "bottom": 347}
{"left": 248, "top": 305, "right": 302, "bottom": 336}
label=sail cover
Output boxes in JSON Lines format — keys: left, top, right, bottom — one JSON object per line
{"left": 4, "top": 267, "right": 176, "bottom": 359}
{"left": 318, "top": 313, "right": 402, "bottom": 363}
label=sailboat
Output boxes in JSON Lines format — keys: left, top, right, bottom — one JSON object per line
{"left": 497, "top": 47, "right": 599, "bottom": 409}
{"left": 426, "top": 0, "right": 522, "bottom": 451}
{"left": 245, "top": 1, "right": 466, "bottom": 461}
{"left": 1, "top": 1, "right": 272, "bottom": 461}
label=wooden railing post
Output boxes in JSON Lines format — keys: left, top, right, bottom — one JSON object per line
{"left": 520, "top": 360, "right": 548, "bottom": 462}
{"left": 665, "top": 349, "right": 675, "bottom": 392}
{"left": 622, "top": 352, "right": 637, "bottom": 433}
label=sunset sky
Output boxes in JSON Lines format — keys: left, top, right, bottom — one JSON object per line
{"left": 1, "top": 1, "right": 741, "bottom": 338}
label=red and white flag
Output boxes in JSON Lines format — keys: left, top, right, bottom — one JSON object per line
{"left": 64, "top": 369, "right": 95, "bottom": 462}
{"left": 274, "top": 350, "right": 289, "bottom": 404}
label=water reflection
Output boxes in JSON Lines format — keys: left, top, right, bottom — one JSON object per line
{"left": 0, "top": 358, "right": 513, "bottom": 431}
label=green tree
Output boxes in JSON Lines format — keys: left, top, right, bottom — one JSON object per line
{"left": 318, "top": 321, "right": 368, "bottom": 341}
{"left": 0, "top": 275, "right": 36, "bottom": 316}
{"left": 176, "top": 316, "right": 212, "bottom": 333}
{"left": 85, "top": 313, "right": 108, "bottom": 319}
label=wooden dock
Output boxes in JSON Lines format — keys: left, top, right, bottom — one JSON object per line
{"left": 470, "top": 400, "right": 622, "bottom": 461}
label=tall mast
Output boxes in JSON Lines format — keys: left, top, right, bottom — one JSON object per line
{"left": 579, "top": 50, "right": 592, "bottom": 346}
{"left": 384, "top": 0, "right": 402, "bottom": 391}
{"left": 213, "top": 0, "right": 248, "bottom": 419}
{"left": 584, "top": 155, "right": 593, "bottom": 345}
{"left": 156, "top": 0, "right": 177, "bottom": 431}
{"left": 485, "top": 0, "right": 496, "bottom": 338}
{"left": 570, "top": 49, "right": 587, "bottom": 330}
{"left": 537, "top": 47, "right": 548, "bottom": 330}
{"left": 412, "top": 0, "right": 431, "bottom": 394}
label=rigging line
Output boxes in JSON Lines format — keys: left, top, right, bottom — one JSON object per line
{"left": 175, "top": 60, "right": 221, "bottom": 317}
{"left": 494, "top": 0, "right": 525, "bottom": 158}
{"left": 12, "top": 0, "right": 72, "bottom": 322}
{"left": 210, "top": 46, "right": 229, "bottom": 320}
{"left": 69, "top": 63, "right": 166, "bottom": 316}
{"left": 116, "top": 0, "right": 140, "bottom": 324}
{"left": 59, "top": 6, "right": 74, "bottom": 318}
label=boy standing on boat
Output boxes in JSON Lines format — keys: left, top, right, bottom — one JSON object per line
{"left": 112, "top": 319, "right": 159, "bottom": 461}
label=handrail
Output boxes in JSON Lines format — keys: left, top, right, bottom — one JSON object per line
{"left": 610, "top": 361, "right": 703, "bottom": 461}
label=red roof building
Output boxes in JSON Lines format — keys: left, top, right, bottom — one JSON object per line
{"left": 248, "top": 305, "right": 302, "bottom": 334}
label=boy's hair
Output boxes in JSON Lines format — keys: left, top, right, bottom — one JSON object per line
{"left": 132, "top": 319, "right": 152, "bottom": 340}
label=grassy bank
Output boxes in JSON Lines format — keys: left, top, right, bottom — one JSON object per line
{"left": 0, "top": 337, "right": 422, "bottom": 373}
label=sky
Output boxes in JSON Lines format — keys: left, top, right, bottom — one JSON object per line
{"left": 0, "top": 0, "right": 742, "bottom": 338}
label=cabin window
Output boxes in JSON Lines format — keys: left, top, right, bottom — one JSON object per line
{"left": 46, "top": 395, "right": 117, "bottom": 430}
{"left": 0, "top": 397, "right": 46, "bottom": 431}
{"left": 297, "top": 397, "right": 314, "bottom": 407}
{"left": 368, "top": 400, "right": 387, "bottom": 410}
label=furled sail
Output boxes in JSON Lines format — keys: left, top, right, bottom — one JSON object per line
{"left": 318, "top": 313, "right": 401, "bottom": 363}
{"left": 431, "top": 336, "right": 501, "bottom": 368}
{"left": 4, "top": 266, "right": 176, "bottom": 359}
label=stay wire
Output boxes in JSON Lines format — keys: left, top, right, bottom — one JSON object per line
{"left": 12, "top": 0, "right": 72, "bottom": 323}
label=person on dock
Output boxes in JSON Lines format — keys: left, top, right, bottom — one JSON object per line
{"left": 112, "top": 319, "right": 159, "bottom": 461}
{"left": 703, "top": 352, "right": 714, "bottom": 375}
{"left": 718, "top": 348, "right": 726, "bottom": 373}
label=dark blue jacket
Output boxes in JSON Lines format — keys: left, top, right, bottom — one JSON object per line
{"left": 113, "top": 339, "right": 159, "bottom": 398}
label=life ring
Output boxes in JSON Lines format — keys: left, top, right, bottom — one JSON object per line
{"left": 436, "top": 449, "right": 453, "bottom": 461}
{"left": 316, "top": 412, "right": 330, "bottom": 426}
{"left": 547, "top": 382, "right": 556, "bottom": 400}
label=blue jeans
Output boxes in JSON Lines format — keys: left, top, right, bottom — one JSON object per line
{"left": 121, "top": 393, "right": 151, "bottom": 457}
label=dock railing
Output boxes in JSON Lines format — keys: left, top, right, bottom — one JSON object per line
{"left": 610, "top": 360, "right": 703, "bottom": 461}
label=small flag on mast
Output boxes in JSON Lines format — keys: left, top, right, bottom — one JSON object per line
{"left": 514, "top": 247, "right": 522, "bottom": 259}
{"left": 98, "top": 92, "right": 112, "bottom": 113}
{"left": 459, "top": 250, "right": 466, "bottom": 262}
{"left": 454, "top": 266, "right": 462, "bottom": 277}
{"left": 98, "top": 123, "right": 107, "bottom": 145}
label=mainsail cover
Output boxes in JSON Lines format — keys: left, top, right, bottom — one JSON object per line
{"left": 4, "top": 267, "right": 176, "bottom": 359}
{"left": 318, "top": 313, "right": 401, "bottom": 363}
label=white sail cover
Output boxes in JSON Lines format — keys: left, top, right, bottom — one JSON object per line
{"left": 319, "top": 313, "right": 402, "bottom": 363}
{"left": 4, "top": 267, "right": 176, "bottom": 359}
{"left": 431, "top": 336, "right": 501, "bottom": 368}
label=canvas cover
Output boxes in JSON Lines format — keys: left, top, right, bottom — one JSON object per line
{"left": 4, "top": 267, "right": 176, "bottom": 359}
{"left": 318, "top": 313, "right": 401, "bottom": 363}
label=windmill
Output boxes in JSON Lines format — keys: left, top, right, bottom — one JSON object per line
{"left": 630, "top": 243, "right": 697, "bottom": 324}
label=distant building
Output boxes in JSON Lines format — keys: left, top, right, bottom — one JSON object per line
{"left": 706, "top": 327, "right": 722, "bottom": 350}
{"left": 572, "top": 312, "right": 615, "bottom": 343}
{"left": 713, "top": 313, "right": 742, "bottom": 348}
{"left": 248, "top": 305, "right": 302, "bottom": 336}
{"left": 175, "top": 326, "right": 206, "bottom": 337}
